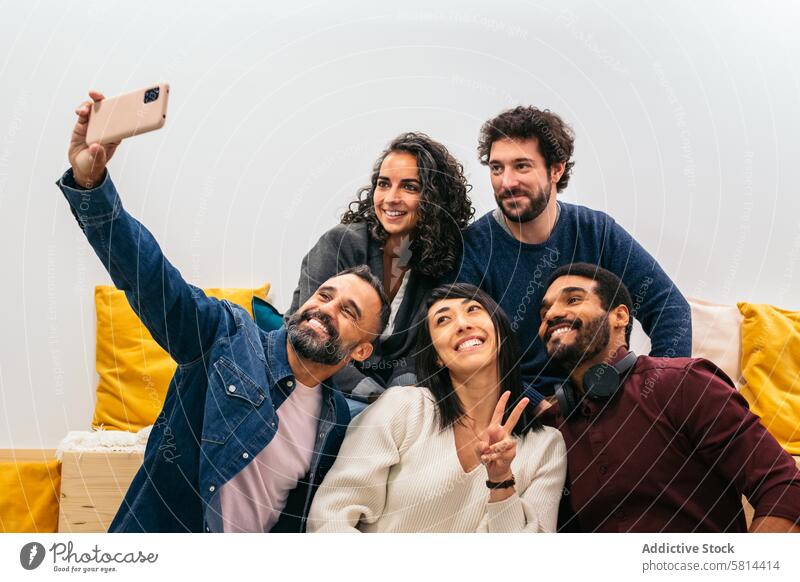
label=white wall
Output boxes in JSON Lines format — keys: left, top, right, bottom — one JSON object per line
{"left": 1, "top": 0, "right": 799, "bottom": 448}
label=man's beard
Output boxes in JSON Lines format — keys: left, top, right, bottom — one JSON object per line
{"left": 544, "top": 313, "right": 610, "bottom": 375}
{"left": 287, "top": 309, "right": 353, "bottom": 365}
{"left": 495, "top": 183, "right": 550, "bottom": 223}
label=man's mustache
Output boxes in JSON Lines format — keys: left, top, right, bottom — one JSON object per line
{"left": 499, "top": 187, "right": 530, "bottom": 200}
{"left": 544, "top": 316, "right": 582, "bottom": 343}
{"left": 299, "top": 309, "right": 338, "bottom": 340}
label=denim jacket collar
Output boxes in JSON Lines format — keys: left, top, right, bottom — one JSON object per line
{"left": 265, "top": 328, "right": 293, "bottom": 393}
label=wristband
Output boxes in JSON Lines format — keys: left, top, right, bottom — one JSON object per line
{"left": 486, "top": 475, "right": 515, "bottom": 490}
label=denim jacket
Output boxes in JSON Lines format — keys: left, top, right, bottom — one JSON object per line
{"left": 57, "top": 169, "right": 351, "bottom": 532}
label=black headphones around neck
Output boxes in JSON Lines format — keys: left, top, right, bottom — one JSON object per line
{"left": 555, "top": 351, "right": 638, "bottom": 419}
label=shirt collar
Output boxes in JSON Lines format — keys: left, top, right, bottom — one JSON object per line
{"left": 264, "top": 326, "right": 337, "bottom": 401}
{"left": 265, "top": 327, "right": 293, "bottom": 388}
{"left": 491, "top": 202, "right": 563, "bottom": 244}
{"left": 609, "top": 345, "right": 631, "bottom": 366}
{"left": 548, "top": 344, "right": 634, "bottom": 424}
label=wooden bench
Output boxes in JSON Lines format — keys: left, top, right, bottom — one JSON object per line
{"left": 57, "top": 450, "right": 144, "bottom": 532}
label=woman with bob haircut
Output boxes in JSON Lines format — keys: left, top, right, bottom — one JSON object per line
{"left": 307, "top": 283, "right": 566, "bottom": 532}
{"left": 288, "top": 133, "right": 474, "bottom": 415}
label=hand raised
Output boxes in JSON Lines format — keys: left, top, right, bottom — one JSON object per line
{"left": 476, "top": 390, "right": 529, "bottom": 482}
{"left": 68, "top": 91, "right": 120, "bottom": 188}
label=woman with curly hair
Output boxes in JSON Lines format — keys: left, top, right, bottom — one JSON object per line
{"left": 289, "top": 132, "right": 474, "bottom": 415}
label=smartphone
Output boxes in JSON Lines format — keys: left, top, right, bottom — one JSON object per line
{"left": 85, "top": 83, "right": 170, "bottom": 145}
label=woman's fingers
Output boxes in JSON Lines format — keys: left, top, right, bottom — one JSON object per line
{"left": 490, "top": 391, "right": 511, "bottom": 427}
{"left": 486, "top": 439, "right": 512, "bottom": 454}
{"left": 481, "top": 437, "right": 516, "bottom": 464}
{"left": 502, "top": 397, "right": 530, "bottom": 433}
{"left": 484, "top": 423, "right": 504, "bottom": 446}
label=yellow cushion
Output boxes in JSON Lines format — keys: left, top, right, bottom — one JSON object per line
{"left": 689, "top": 297, "right": 744, "bottom": 388}
{"left": 738, "top": 302, "right": 800, "bottom": 454}
{"left": 93, "top": 283, "right": 270, "bottom": 432}
{"left": 0, "top": 459, "right": 61, "bottom": 532}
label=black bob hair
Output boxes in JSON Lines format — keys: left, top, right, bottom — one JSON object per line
{"left": 414, "top": 282, "right": 542, "bottom": 436}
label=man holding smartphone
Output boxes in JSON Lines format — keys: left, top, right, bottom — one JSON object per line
{"left": 57, "top": 91, "right": 391, "bottom": 532}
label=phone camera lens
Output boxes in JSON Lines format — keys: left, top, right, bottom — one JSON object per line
{"left": 144, "top": 87, "right": 160, "bottom": 103}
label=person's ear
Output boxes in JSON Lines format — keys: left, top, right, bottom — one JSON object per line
{"left": 610, "top": 304, "right": 630, "bottom": 335}
{"left": 549, "top": 161, "right": 565, "bottom": 186}
{"left": 349, "top": 342, "right": 374, "bottom": 363}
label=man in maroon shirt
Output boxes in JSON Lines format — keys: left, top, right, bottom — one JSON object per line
{"left": 538, "top": 262, "right": 800, "bottom": 532}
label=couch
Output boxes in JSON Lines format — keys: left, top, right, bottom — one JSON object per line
{"left": 2, "top": 293, "right": 798, "bottom": 532}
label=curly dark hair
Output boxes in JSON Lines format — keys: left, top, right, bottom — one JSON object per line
{"left": 477, "top": 106, "right": 575, "bottom": 192}
{"left": 340, "top": 132, "right": 474, "bottom": 279}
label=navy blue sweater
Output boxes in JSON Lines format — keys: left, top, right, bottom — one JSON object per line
{"left": 450, "top": 205, "right": 692, "bottom": 396}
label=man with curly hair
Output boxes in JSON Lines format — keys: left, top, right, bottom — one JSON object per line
{"left": 449, "top": 106, "right": 692, "bottom": 397}
{"left": 290, "top": 132, "right": 474, "bottom": 415}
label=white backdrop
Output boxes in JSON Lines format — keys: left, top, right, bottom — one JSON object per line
{"left": 1, "top": 0, "right": 798, "bottom": 448}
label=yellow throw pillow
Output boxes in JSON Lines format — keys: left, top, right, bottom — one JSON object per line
{"left": 738, "top": 302, "right": 800, "bottom": 454}
{"left": 0, "top": 457, "right": 61, "bottom": 533}
{"left": 93, "top": 283, "right": 270, "bottom": 432}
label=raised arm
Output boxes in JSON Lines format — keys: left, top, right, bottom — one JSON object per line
{"left": 58, "top": 92, "right": 233, "bottom": 365}
{"left": 475, "top": 394, "right": 567, "bottom": 532}
{"left": 601, "top": 217, "right": 692, "bottom": 357}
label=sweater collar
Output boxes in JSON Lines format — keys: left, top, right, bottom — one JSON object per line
{"left": 490, "top": 202, "right": 563, "bottom": 248}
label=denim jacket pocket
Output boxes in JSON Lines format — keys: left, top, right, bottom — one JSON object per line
{"left": 201, "top": 356, "right": 266, "bottom": 445}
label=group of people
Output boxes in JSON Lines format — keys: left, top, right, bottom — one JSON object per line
{"left": 58, "top": 93, "right": 800, "bottom": 533}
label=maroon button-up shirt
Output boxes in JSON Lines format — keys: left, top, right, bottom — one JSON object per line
{"left": 544, "top": 348, "right": 800, "bottom": 532}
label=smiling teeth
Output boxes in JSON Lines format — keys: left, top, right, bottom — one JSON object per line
{"left": 551, "top": 328, "right": 572, "bottom": 337}
{"left": 384, "top": 209, "right": 406, "bottom": 217}
{"left": 457, "top": 338, "right": 484, "bottom": 351}
{"left": 308, "top": 318, "right": 325, "bottom": 330}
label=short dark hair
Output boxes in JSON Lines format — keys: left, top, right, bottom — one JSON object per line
{"left": 341, "top": 132, "right": 474, "bottom": 278}
{"left": 336, "top": 265, "right": 391, "bottom": 336}
{"left": 544, "top": 263, "right": 633, "bottom": 344}
{"left": 478, "top": 106, "right": 575, "bottom": 192}
{"left": 414, "top": 283, "right": 541, "bottom": 436}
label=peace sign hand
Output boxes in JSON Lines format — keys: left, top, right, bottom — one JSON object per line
{"left": 477, "top": 391, "right": 529, "bottom": 482}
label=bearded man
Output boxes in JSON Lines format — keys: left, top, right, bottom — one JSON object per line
{"left": 449, "top": 106, "right": 691, "bottom": 400}
{"left": 58, "top": 91, "right": 390, "bottom": 532}
{"left": 539, "top": 262, "right": 800, "bottom": 533}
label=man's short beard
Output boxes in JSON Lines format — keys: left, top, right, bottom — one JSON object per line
{"left": 287, "top": 309, "right": 353, "bottom": 366}
{"left": 546, "top": 313, "right": 610, "bottom": 375}
{"left": 496, "top": 184, "right": 550, "bottom": 223}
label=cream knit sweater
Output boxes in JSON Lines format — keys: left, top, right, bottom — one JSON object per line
{"left": 308, "top": 386, "right": 567, "bottom": 533}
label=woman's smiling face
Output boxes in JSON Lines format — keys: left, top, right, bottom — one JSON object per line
{"left": 372, "top": 151, "right": 422, "bottom": 237}
{"left": 427, "top": 297, "right": 498, "bottom": 378}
